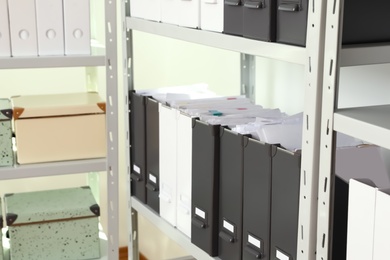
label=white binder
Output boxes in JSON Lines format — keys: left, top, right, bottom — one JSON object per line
{"left": 161, "top": 0, "right": 179, "bottom": 25}
{"left": 373, "top": 189, "right": 390, "bottom": 260}
{"left": 346, "top": 179, "right": 377, "bottom": 260}
{"left": 36, "top": 0, "right": 65, "bottom": 56}
{"left": 200, "top": 0, "right": 224, "bottom": 32}
{"left": 159, "top": 104, "right": 178, "bottom": 227}
{"left": 176, "top": 111, "right": 193, "bottom": 237}
{"left": 178, "top": 0, "right": 200, "bottom": 28}
{"left": 63, "top": 0, "right": 91, "bottom": 55}
{"left": 8, "top": 0, "right": 38, "bottom": 57}
{"left": 0, "top": 0, "right": 11, "bottom": 57}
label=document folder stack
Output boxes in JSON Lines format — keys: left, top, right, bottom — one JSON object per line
{"left": 129, "top": 91, "right": 160, "bottom": 213}
{"left": 129, "top": 91, "right": 147, "bottom": 204}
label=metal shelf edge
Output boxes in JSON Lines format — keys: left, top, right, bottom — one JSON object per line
{"left": 126, "top": 17, "right": 306, "bottom": 65}
{"left": 340, "top": 43, "right": 390, "bottom": 66}
{"left": 0, "top": 52, "right": 106, "bottom": 69}
{"left": 334, "top": 105, "right": 390, "bottom": 150}
{"left": 0, "top": 158, "right": 107, "bottom": 180}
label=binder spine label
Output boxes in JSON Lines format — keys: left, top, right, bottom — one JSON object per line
{"left": 248, "top": 234, "right": 261, "bottom": 249}
{"left": 223, "top": 219, "right": 235, "bottom": 234}
{"left": 133, "top": 164, "right": 141, "bottom": 174}
{"left": 195, "top": 207, "right": 205, "bottom": 219}
{"left": 276, "top": 249, "right": 290, "bottom": 260}
{"left": 149, "top": 174, "right": 157, "bottom": 184}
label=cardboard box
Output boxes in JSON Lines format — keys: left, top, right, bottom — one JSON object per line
{"left": 0, "top": 99, "right": 13, "bottom": 166}
{"left": 4, "top": 187, "right": 100, "bottom": 260}
{"left": 12, "top": 92, "right": 106, "bottom": 164}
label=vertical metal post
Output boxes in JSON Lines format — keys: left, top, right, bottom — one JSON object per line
{"left": 122, "top": 0, "right": 137, "bottom": 259}
{"left": 240, "top": 53, "right": 256, "bottom": 102}
{"left": 105, "top": 0, "right": 119, "bottom": 258}
{"left": 316, "top": 0, "right": 344, "bottom": 259}
{"left": 297, "top": 1, "right": 328, "bottom": 259}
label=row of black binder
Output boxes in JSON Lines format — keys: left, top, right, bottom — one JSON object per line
{"left": 129, "top": 90, "right": 390, "bottom": 260}
{"left": 229, "top": 0, "right": 390, "bottom": 46}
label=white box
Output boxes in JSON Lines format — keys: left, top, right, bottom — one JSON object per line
{"left": 12, "top": 92, "right": 106, "bottom": 164}
{"left": 36, "top": 0, "right": 65, "bottom": 56}
{"left": 373, "top": 189, "right": 390, "bottom": 260}
{"left": 144, "top": 0, "right": 161, "bottom": 21}
{"left": 129, "top": 0, "right": 146, "bottom": 19}
{"left": 159, "top": 104, "right": 178, "bottom": 227}
{"left": 176, "top": 111, "right": 193, "bottom": 237}
{"left": 346, "top": 179, "right": 377, "bottom": 260}
{"left": 8, "top": 0, "right": 38, "bottom": 56}
{"left": 200, "top": 0, "right": 224, "bottom": 32}
{"left": 178, "top": 0, "right": 200, "bottom": 28}
{"left": 161, "top": 0, "right": 179, "bottom": 25}
{"left": 0, "top": 0, "right": 11, "bottom": 57}
{"left": 63, "top": 0, "right": 91, "bottom": 55}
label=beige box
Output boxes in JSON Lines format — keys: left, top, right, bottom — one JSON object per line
{"left": 12, "top": 92, "right": 106, "bottom": 164}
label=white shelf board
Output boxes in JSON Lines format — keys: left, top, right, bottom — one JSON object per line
{"left": 340, "top": 43, "right": 390, "bottom": 67}
{"left": 131, "top": 197, "right": 221, "bottom": 260}
{"left": 334, "top": 105, "right": 390, "bottom": 149}
{"left": 0, "top": 47, "right": 105, "bottom": 69}
{"left": 0, "top": 158, "right": 106, "bottom": 180}
{"left": 126, "top": 17, "right": 306, "bottom": 65}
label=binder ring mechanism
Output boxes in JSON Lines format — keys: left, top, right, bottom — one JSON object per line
{"left": 278, "top": 2, "right": 301, "bottom": 12}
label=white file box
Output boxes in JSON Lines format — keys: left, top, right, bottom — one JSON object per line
{"left": 161, "top": 0, "right": 179, "bottom": 25}
{"left": 129, "top": 0, "right": 146, "bottom": 19}
{"left": 176, "top": 111, "right": 193, "bottom": 237}
{"left": 346, "top": 179, "right": 377, "bottom": 260}
{"left": 0, "top": 0, "right": 11, "bottom": 57}
{"left": 36, "top": 0, "right": 65, "bottom": 56}
{"left": 178, "top": 0, "right": 200, "bottom": 28}
{"left": 159, "top": 104, "right": 178, "bottom": 227}
{"left": 200, "top": 0, "right": 224, "bottom": 32}
{"left": 144, "top": 0, "right": 161, "bottom": 21}
{"left": 8, "top": 0, "right": 38, "bottom": 56}
{"left": 63, "top": 0, "right": 91, "bottom": 55}
{"left": 373, "top": 189, "right": 390, "bottom": 260}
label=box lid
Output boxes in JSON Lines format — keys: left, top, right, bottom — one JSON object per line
{"left": 11, "top": 92, "right": 105, "bottom": 119}
{"left": 4, "top": 186, "right": 100, "bottom": 226}
{"left": 0, "top": 99, "right": 12, "bottom": 121}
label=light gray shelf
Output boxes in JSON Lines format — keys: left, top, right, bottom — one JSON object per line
{"left": 0, "top": 159, "right": 106, "bottom": 180}
{"left": 126, "top": 17, "right": 306, "bottom": 65}
{"left": 0, "top": 47, "right": 105, "bottom": 69}
{"left": 131, "top": 197, "right": 221, "bottom": 260}
{"left": 340, "top": 43, "right": 390, "bottom": 67}
{"left": 334, "top": 105, "right": 390, "bottom": 150}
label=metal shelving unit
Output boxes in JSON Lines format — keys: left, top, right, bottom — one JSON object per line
{"left": 123, "top": 1, "right": 390, "bottom": 259}
{"left": 0, "top": 0, "right": 119, "bottom": 258}
{"left": 316, "top": 0, "right": 390, "bottom": 259}
{"left": 123, "top": 1, "right": 328, "bottom": 259}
